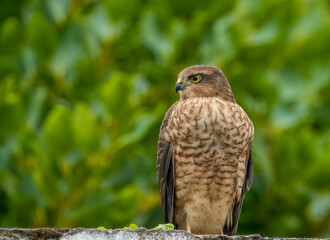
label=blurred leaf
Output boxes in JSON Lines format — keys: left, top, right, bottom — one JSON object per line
{"left": 50, "top": 26, "right": 84, "bottom": 78}
{"left": 100, "top": 72, "right": 130, "bottom": 117}
{"left": 43, "top": 106, "right": 74, "bottom": 155}
{"left": 124, "top": 223, "right": 139, "bottom": 229}
{"left": 44, "top": 0, "right": 71, "bottom": 24}
{"left": 0, "top": 17, "right": 22, "bottom": 57}
{"left": 0, "top": 0, "right": 329, "bottom": 237}
{"left": 154, "top": 223, "right": 174, "bottom": 230}
{"left": 71, "top": 103, "right": 100, "bottom": 154}
{"left": 25, "top": 87, "right": 47, "bottom": 129}
{"left": 0, "top": 76, "right": 24, "bottom": 142}
{"left": 26, "top": 12, "right": 58, "bottom": 58}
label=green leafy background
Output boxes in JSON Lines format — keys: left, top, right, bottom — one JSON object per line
{"left": 0, "top": 0, "right": 329, "bottom": 237}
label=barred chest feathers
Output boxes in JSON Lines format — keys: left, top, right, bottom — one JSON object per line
{"left": 163, "top": 97, "right": 254, "bottom": 146}
{"left": 161, "top": 97, "right": 254, "bottom": 234}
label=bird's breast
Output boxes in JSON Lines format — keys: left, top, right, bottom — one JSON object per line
{"left": 164, "top": 97, "right": 253, "bottom": 145}
{"left": 163, "top": 97, "right": 254, "bottom": 234}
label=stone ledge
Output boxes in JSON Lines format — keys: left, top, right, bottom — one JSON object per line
{"left": 0, "top": 228, "right": 325, "bottom": 240}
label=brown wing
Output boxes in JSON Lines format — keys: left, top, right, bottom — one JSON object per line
{"left": 157, "top": 102, "right": 178, "bottom": 226}
{"left": 223, "top": 141, "right": 254, "bottom": 235}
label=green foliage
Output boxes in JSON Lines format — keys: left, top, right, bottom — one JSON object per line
{"left": 116, "top": 223, "right": 175, "bottom": 230}
{"left": 154, "top": 223, "right": 175, "bottom": 230}
{"left": 123, "top": 223, "right": 139, "bottom": 230}
{"left": 0, "top": 0, "right": 329, "bottom": 238}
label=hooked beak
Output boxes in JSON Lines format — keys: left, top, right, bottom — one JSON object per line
{"left": 175, "top": 82, "right": 183, "bottom": 93}
{"left": 175, "top": 77, "right": 184, "bottom": 93}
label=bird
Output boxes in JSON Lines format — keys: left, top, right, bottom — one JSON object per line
{"left": 157, "top": 65, "right": 254, "bottom": 235}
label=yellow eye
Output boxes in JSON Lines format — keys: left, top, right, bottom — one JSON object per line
{"left": 190, "top": 74, "right": 201, "bottom": 83}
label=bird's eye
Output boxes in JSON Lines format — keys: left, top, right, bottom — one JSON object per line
{"left": 190, "top": 75, "right": 201, "bottom": 83}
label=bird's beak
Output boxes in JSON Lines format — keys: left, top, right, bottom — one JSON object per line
{"left": 175, "top": 77, "right": 183, "bottom": 93}
{"left": 175, "top": 82, "right": 183, "bottom": 93}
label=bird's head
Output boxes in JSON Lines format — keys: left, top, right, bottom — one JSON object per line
{"left": 175, "top": 65, "right": 236, "bottom": 102}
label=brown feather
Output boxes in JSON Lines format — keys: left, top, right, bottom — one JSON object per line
{"left": 223, "top": 141, "right": 254, "bottom": 235}
{"left": 178, "top": 65, "right": 236, "bottom": 103}
{"left": 157, "top": 65, "right": 254, "bottom": 235}
{"left": 157, "top": 102, "right": 178, "bottom": 225}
